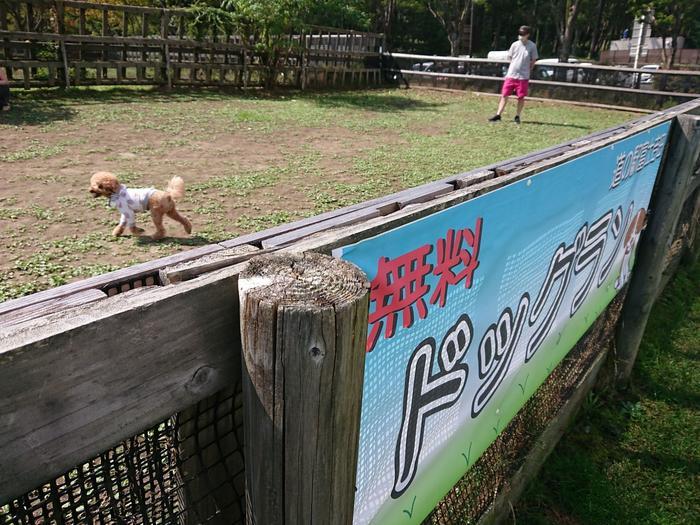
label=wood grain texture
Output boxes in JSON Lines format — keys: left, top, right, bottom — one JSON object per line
{"left": 616, "top": 114, "right": 700, "bottom": 383}
{"left": 239, "top": 253, "right": 369, "bottom": 525}
{"left": 0, "top": 288, "right": 106, "bottom": 327}
{"left": 0, "top": 243, "right": 222, "bottom": 317}
{"left": 0, "top": 263, "right": 246, "bottom": 504}
{"left": 160, "top": 245, "right": 261, "bottom": 284}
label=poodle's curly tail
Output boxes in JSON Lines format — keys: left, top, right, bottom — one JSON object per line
{"left": 167, "top": 176, "right": 186, "bottom": 201}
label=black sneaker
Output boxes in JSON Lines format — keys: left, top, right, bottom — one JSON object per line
{"left": 514, "top": 116, "right": 521, "bottom": 124}
{"left": 488, "top": 114, "right": 502, "bottom": 122}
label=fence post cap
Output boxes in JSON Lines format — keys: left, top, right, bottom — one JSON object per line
{"left": 239, "top": 251, "right": 369, "bottom": 309}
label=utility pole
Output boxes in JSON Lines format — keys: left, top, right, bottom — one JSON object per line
{"left": 633, "top": 11, "right": 648, "bottom": 70}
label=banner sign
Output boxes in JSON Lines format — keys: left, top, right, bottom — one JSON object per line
{"left": 335, "top": 122, "right": 671, "bottom": 525}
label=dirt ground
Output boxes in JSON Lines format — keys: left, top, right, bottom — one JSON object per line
{"left": 0, "top": 87, "right": 640, "bottom": 301}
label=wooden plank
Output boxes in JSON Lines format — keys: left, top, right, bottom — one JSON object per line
{"left": 101, "top": 7, "right": 108, "bottom": 77}
{"left": 21, "top": 0, "right": 188, "bottom": 16}
{"left": 0, "top": 4, "right": 7, "bottom": 65}
{"left": 160, "top": 245, "right": 261, "bottom": 284}
{"left": 454, "top": 170, "right": 496, "bottom": 188}
{"left": 615, "top": 114, "right": 700, "bottom": 384}
{"left": 262, "top": 206, "right": 383, "bottom": 249}
{"left": 0, "top": 262, "right": 245, "bottom": 503}
{"left": 239, "top": 253, "right": 368, "bottom": 524}
{"left": 0, "top": 289, "right": 106, "bottom": 327}
{"left": 0, "top": 30, "right": 248, "bottom": 51}
{"left": 0, "top": 244, "right": 222, "bottom": 317}
{"left": 59, "top": 42, "right": 70, "bottom": 87}
{"left": 220, "top": 182, "right": 454, "bottom": 250}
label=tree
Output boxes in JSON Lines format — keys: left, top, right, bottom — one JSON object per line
{"left": 426, "top": 0, "right": 473, "bottom": 56}
{"left": 553, "top": 0, "right": 583, "bottom": 62}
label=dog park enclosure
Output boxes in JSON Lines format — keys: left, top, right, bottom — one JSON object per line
{"left": 1, "top": 96, "right": 700, "bottom": 524}
{"left": 0, "top": 0, "right": 384, "bottom": 89}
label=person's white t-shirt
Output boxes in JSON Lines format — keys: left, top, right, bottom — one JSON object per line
{"left": 506, "top": 39, "right": 538, "bottom": 80}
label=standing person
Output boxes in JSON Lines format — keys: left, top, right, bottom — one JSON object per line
{"left": 488, "top": 26, "right": 538, "bottom": 124}
{"left": 0, "top": 66, "right": 10, "bottom": 111}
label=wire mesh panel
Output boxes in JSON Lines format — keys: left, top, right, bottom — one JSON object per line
{"left": 0, "top": 385, "right": 245, "bottom": 525}
{"left": 423, "top": 293, "right": 626, "bottom": 525}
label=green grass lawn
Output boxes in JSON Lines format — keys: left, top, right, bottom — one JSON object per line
{"left": 0, "top": 86, "right": 638, "bottom": 301}
{"left": 516, "top": 257, "right": 700, "bottom": 525}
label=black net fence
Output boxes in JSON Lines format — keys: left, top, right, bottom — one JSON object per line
{"left": 0, "top": 385, "right": 245, "bottom": 525}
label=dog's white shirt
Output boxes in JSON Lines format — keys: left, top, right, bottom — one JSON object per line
{"left": 109, "top": 184, "right": 156, "bottom": 227}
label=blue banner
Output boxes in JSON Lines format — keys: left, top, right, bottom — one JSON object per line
{"left": 336, "top": 122, "right": 671, "bottom": 525}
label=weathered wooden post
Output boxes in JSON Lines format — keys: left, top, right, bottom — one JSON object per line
{"left": 238, "top": 252, "right": 369, "bottom": 525}
{"left": 161, "top": 10, "right": 172, "bottom": 89}
{"left": 616, "top": 114, "right": 700, "bottom": 384}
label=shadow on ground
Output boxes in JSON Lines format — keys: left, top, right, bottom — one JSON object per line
{"left": 311, "top": 91, "right": 447, "bottom": 112}
{"left": 136, "top": 235, "right": 214, "bottom": 247}
{"left": 0, "top": 100, "right": 78, "bottom": 126}
{"left": 522, "top": 120, "right": 593, "bottom": 130}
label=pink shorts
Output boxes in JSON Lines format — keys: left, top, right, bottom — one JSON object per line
{"left": 501, "top": 77, "right": 529, "bottom": 99}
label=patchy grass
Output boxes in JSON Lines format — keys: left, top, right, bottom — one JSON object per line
{"left": 0, "top": 86, "right": 637, "bottom": 302}
{"left": 516, "top": 258, "right": 700, "bottom": 525}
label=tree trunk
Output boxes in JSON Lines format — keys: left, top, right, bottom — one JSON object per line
{"left": 668, "top": 9, "right": 683, "bottom": 70}
{"left": 558, "top": 0, "right": 581, "bottom": 63}
{"left": 449, "top": 32, "right": 459, "bottom": 56}
{"left": 381, "top": 0, "right": 396, "bottom": 48}
{"left": 588, "top": 0, "right": 605, "bottom": 58}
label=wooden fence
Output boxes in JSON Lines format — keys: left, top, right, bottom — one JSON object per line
{"left": 387, "top": 52, "right": 700, "bottom": 110}
{"left": 601, "top": 48, "right": 700, "bottom": 68}
{"left": 0, "top": 0, "right": 384, "bottom": 89}
{"left": 1, "top": 99, "right": 699, "bottom": 524}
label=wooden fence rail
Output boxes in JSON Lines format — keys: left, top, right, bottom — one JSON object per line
{"left": 387, "top": 52, "right": 700, "bottom": 110}
{"left": 0, "top": 0, "right": 384, "bottom": 90}
{"left": 1, "top": 99, "right": 699, "bottom": 523}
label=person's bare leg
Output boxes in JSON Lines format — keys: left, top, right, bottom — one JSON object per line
{"left": 497, "top": 95, "right": 509, "bottom": 116}
{"left": 516, "top": 98, "right": 525, "bottom": 117}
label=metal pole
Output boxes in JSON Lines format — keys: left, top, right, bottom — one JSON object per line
{"left": 633, "top": 14, "right": 645, "bottom": 70}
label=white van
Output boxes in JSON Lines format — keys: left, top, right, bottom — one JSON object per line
{"left": 487, "top": 51, "right": 509, "bottom": 61}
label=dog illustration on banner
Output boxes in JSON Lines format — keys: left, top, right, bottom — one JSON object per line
{"left": 615, "top": 207, "right": 647, "bottom": 290}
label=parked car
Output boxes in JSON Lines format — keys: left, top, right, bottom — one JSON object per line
{"left": 487, "top": 50, "right": 509, "bottom": 61}
{"left": 640, "top": 64, "right": 660, "bottom": 84}
{"left": 411, "top": 62, "right": 435, "bottom": 72}
{"left": 534, "top": 58, "right": 592, "bottom": 82}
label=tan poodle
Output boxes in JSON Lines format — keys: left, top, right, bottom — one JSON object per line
{"left": 89, "top": 171, "right": 192, "bottom": 240}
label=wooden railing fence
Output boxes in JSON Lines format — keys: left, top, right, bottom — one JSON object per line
{"left": 0, "top": 99, "right": 699, "bottom": 524}
{"left": 0, "top": 0, "right": 385, "bottom": 89}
